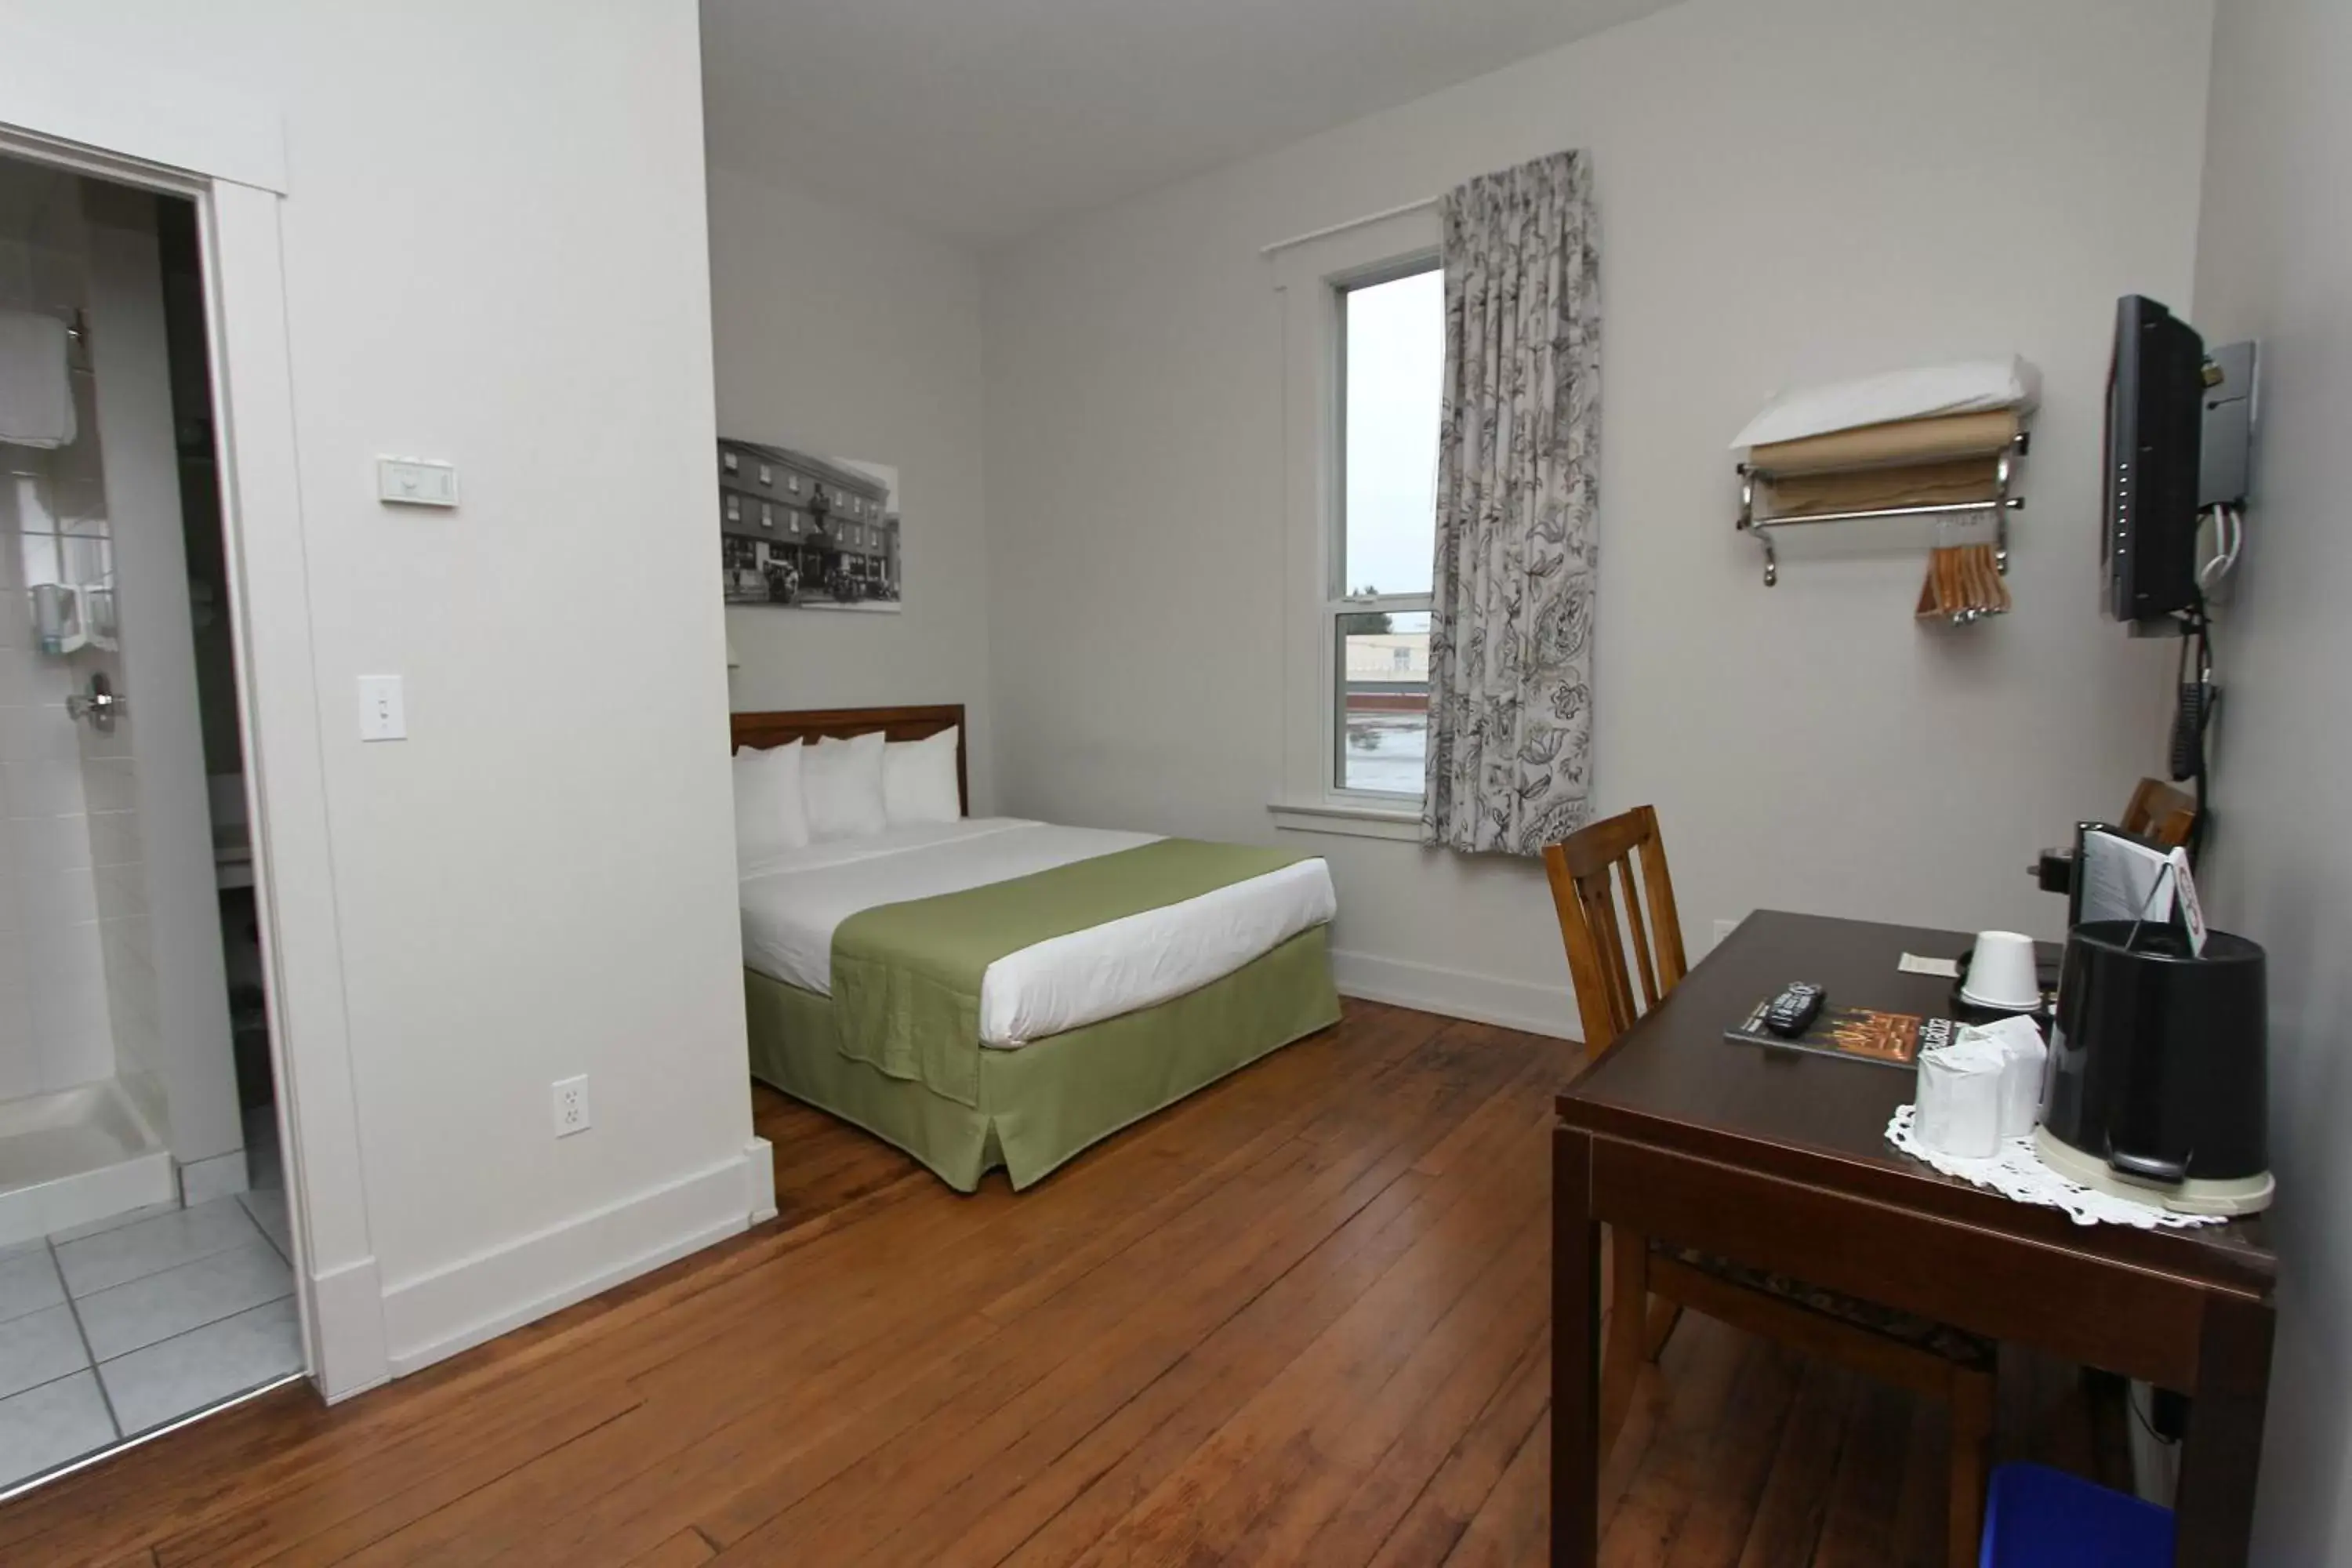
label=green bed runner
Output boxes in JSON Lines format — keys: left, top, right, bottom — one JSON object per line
{"left": 831, "top": 838, "right": 1321, "bottom": 1105}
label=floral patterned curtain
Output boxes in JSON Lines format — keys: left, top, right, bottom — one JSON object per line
{"left": 1422, "top": 151, "right": 1600, "bottom": 855}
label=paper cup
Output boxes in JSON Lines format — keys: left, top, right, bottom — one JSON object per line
{"left": 1915, "top": 1044, "right": 2005, "bottom": 1159}
{"left": 1965, "top": 930, "right": 2042, "bottom": 1011}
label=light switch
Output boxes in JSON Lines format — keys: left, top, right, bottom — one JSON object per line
{"left": 377, "top": 458, "right": 459, "bottom": 508}
{"left": 358, "top": 675, "right": 405, "bottom": 741}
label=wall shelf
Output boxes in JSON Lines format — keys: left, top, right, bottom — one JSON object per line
{"left": 1736, "top": 430, "right": 2029, "bottom": 586}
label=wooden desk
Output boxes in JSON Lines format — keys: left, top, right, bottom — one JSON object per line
{"left": 1552, "top": 911, "right": 2275, "bottom": 1566}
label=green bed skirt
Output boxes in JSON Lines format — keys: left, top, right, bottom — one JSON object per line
{"left": 744, "top": 924, "right": 1341, "bottom": 1192}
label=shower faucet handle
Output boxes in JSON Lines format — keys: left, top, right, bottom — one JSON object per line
{"left": 65, "top": 671, "right": 123, "bottom": 733}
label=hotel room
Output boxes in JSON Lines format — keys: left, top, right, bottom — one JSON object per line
{"left": 0, "top": 0, "right": 2345, "bottom": 1563}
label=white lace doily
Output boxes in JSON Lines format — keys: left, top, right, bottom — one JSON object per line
{"left": 1885, "top": 1104, "right": 2225, "bottom": 1229}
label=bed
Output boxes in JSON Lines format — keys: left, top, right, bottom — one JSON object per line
{"left": 733, "top": 706, "right": 1341, "bottom": 1191}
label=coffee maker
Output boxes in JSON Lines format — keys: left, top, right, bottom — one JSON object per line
{"left": 2035, "top": 920, "right": 2273, "bottom": 1216}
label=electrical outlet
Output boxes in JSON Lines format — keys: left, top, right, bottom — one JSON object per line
{"left": 552, "top": 1075, "right": 591, "bottom": 1138}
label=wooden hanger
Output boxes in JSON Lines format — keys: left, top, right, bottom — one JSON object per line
{"left": 1916, "top": 540, "right": 2011, "bottom": 624}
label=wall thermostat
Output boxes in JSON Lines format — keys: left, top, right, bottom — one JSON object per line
{"left": 377, "top": 457, "right": 459, "bottom": 508}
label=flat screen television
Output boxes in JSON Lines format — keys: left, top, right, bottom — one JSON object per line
{"left": 2103, "top": 295, "right": 2206, "bottom": 622}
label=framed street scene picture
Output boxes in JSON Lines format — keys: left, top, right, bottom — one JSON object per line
{"left": 717, "top": 437, "right": 901, "bottom": 612}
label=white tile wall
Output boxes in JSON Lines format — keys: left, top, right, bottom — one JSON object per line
{"left": 0, "top": 214, "right": 124, "bottom": 1109}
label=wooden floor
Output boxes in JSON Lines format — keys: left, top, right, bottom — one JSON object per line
{"left": 0, "top": 1001, "right": 2125, "bottom": 1566}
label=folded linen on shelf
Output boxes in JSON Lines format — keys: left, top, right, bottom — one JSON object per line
{"left": 1733, "top": 356, "right": 2039, "bottom": 452}
{"left": 1758, "top": 454, "right": 2002, "bottom": 516}
{"left": 1747, "top": 409, "right": 2022, "bottom": 477}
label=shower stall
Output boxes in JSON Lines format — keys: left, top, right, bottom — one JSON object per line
{"left": 0, "top": 163, "right": 249, "bottom": 1244}
{"left": 0, "top": 156, "right": 300, "bottom": 1488}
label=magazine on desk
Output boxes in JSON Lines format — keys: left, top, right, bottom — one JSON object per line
{"left": 1725, "top": 1000, "right": 1959, "bottom": 1071}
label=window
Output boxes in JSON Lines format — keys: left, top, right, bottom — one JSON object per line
{"left": 1331, "top": 265, "right": 1441, "bottom": 798}
{"left": 1270, "top": 202, "right": 1441, "bottom": 838}
{"left": 722, "top": 450, "right": 739, "bottom": 474}
{"left": 760, "top": 501, "right": 774, "bottom": 528}
{"left": 724, "top": 493, "right": 741, "bottom": 522}
{"left": 787, "top": 474, "right": 801, "bottom": 493}
{"left": 757, "top": 463, "right": 772, "bottom": 485}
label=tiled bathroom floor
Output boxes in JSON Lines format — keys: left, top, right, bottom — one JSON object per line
{"left": 0, "top": 1188, "right": 300, "bottom": 1492}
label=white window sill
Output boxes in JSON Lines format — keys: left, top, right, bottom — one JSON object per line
{"left": 1268, "top": 800, "right": 1425, "bottom": 842}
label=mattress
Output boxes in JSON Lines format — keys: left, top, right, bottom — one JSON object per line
{"left": 738, "top": 818, "right": 1337, "bottom": 1047}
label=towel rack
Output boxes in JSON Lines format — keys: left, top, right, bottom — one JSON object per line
{"left": 1736, "top": 431, "right": 2028, "bottom": 586}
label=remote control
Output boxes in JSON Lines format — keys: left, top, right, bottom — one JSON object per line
{"left": 1762, "top": 982, "right": 1826, "bottom": 1037}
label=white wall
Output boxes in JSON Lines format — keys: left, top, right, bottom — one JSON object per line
{"left": 982, "top": 0, "right": 2212, "bottom": 1033}
{"left": 2, "top": 1, "right": 753, "bottom": 1380}
{"left": 707, "top": 165, "right": 996, "bottom": 811}
{"left": 2191, "top": 2, "right": 2352, "bottom": 1556}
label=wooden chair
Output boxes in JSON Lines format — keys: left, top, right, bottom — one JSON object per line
{"left": 2122, "top": 776, "right": 2198, "bottom": 850}
{"left": 1544, "top": 807, "right": 1996, "bottom": 1568}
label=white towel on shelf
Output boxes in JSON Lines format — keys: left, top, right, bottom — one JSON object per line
{"left": 0, "top": 309, "right": 76, "bottom": 449}
{"left": 1731, "top": 356, "right": 2041, "bottom": 451}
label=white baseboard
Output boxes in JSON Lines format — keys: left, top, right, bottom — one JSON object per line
{"left": 1330, "top": 948, "right": 1581, "bottom": 1041}
{"left": 376, "top": 1156, "right": 753, "bottom": 1379}
{"left": 310, "top": 1254, "right": 387, "bottom": 1403}
{"left": 743, "top": 1135, "right": 778, "bottom": 1225}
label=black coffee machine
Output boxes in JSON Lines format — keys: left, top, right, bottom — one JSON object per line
{"left": 2036, "top": 920, "right": 2272, "bottom": 1216}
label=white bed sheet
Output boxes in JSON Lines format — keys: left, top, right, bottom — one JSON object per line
{"left": 737, "top": 818, "right": 1337, "bottom": 1047}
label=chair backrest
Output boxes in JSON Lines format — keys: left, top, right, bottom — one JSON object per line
{"left": 1543, "top": 805, "right": 1690, "bottom": 1061}
{"left": 2121, "top": 776, "right": 2198, "bottom": 851}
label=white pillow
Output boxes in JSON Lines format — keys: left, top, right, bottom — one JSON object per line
{"left": 804, "top": 731, "right": 888, "bottom": 839}
{"left": 731, "top": 740, "right": 808, "bottom": 862}
{"left": 884, "top": 727, "right": 962, "bottom": 826}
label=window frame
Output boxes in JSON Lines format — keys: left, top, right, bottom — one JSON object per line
{"left": 1269, "top": 203, "right": 1443, "bottom": 838}
{"left": 1328, "top": 260, "right": 1440, "bottom": 805}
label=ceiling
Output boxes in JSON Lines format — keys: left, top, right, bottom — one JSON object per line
{"left": 700, "top": 0, "right": 1676, "bottom": 246}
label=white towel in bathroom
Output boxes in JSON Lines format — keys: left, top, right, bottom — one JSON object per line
{"left": 0, "top": 309, "right": 77, "bottom": 449}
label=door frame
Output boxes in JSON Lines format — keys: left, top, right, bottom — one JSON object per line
{"left": 2, "top": 42, "right": 387, "bottom": 1399}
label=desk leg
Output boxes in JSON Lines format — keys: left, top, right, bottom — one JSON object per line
{"left": 2173, "top": 1291, "right": 2275, "bottom": 1566}
{"left": 1552, "top": 1123, "right": 1599, "bottom": 1568}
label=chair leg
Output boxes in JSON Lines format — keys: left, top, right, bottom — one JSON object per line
{"left": 1946, "top": 1364, "right": 1996, "bottom": 1568}
{"left": 1599, "top": 1225, "right": 1648, "bottom": 1461}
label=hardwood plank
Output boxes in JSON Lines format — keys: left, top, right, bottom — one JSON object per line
{"left": 705, "top": 1022, "right": 1547, "bottom": 1565}
{"left": 1807, "top": 1380, "right": 1915, "bottom": 1568}
{"left": 151, "top": 1376, "right": 641, "bottom": 1566}
{"left": 1594, "top": 1313, "right": 1755, "bottom": 1564}
{"left": 1659, "top": 1341, "right": 1805, "bottom": 1566}
{"left": 625, "top": 1526, "right": 717, "bottom": 1567}
{"left": 1437, "top": 1403, "right": 1552, "bottom": 1568}
{"left": 1733, "top": 1361, "right": 1857, "bottom": 1568}
{"left": 0, "top": 1002, "right": 2125, "bottom": 1568}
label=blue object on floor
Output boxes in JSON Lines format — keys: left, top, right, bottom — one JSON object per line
{"left": 1980, "top": 1461, "right": 2176, "bottom": 1566}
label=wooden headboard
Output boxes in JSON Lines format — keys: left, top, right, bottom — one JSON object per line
{"left": 729, "top": 704, "right": 968, "bottom": 816}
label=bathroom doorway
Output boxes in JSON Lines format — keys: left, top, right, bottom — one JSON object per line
{"left": 0, "top": 153, "right": 301, "bottom": 1491}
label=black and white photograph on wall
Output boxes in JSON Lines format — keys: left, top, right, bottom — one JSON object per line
{"left": 717, "top": 437, "right": 902, "bottom": 611}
